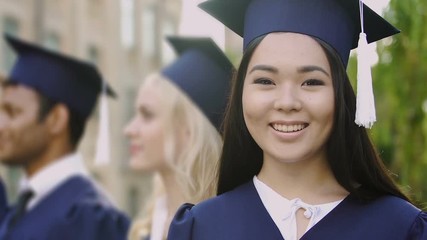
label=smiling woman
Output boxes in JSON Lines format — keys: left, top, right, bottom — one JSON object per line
{"left": 242, "top": 33, "right": 335, "bottom": 168}
{"left": 167, "top": 0, "right": 427, "bottom": 239}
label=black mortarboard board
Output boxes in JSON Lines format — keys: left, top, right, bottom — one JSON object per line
{"left": 161, "top": 36, "right": 235, "bottom": 130}
{"left": 199, "top": 0, "right": 399, "bottom": 66}
{"left": 3, "top": 34, "right": 116, "bottom": 121}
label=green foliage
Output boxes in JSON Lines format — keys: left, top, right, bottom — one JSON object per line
{"left": 367, "top": 0, "right": 427, "bottom": 204}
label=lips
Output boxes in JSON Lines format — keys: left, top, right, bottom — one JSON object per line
{"left": 271, "top": 123, "right": 308, "bottom": 133}
{"left": 130, "top": 145, "right": 142, "bottom": 155}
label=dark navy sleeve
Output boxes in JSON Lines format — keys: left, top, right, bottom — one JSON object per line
{"left": 0, "top": 178, "right": 8, "bottom": 224}
{"left": 167, "top": 203, "right": 195, "bottom": 240}
{"left": 48, "top": 201, "right": 131, "bottom": 240}
{"left": 408, "top": 211, "right": 427, "bottom": 240}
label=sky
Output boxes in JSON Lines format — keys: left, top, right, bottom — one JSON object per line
{"left": 179, "top": 0, "right": 225, "bottom": 48}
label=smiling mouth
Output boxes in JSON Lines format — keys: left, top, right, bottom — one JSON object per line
{"left": 271, "top": 123, "right": 308, "bottom": 133}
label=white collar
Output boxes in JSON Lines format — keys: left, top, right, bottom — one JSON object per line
{"left": 253, "top": 176, "right": 343, "bottom": 240}
{"left": 150, "top": 196, "right": 168, "bottom": 240}
{"left": 20, "top": 152, "right": 89, "bottom": 210}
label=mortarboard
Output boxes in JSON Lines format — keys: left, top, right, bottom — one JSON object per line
{"left": 199, "top": 0, "right": 399, "bottom": 66}
{"left": 199, "top": 0, "right": 400, "bottom": 128}
{"left": 162, "top": 36, "right": 235, "bottom": 130}
{"left": 3, "top": 34, "right": 116, "bottom": 121}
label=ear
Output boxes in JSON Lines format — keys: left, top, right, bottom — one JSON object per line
{"left": 45, "top": 103, "right": 69, "bottom": 135}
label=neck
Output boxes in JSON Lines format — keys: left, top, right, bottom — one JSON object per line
{"left": 257, "top": 155, "right": 348, "bottom": 204}
{"left": 158, "top": 169, "right": 186, "bottom": 239}
{"left": 24, "top": 140, "right": 73, "bottom": 178}
{"left": 158, "top": 170, "right": 186, "bottom": 216}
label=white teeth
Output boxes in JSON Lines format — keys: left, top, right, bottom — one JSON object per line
{"left": 273, "top": 123, "right": 305, "bottom": 133}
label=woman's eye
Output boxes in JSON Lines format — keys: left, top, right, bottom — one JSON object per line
{"left": 302, "top": 79, "right": 324, "bottom": 86}
{"left": 138, "top": 108, "right": 154, "bottom": 121}
{"left": 253, "top": 78, "right": 274, "bottom": 85}
{"left": 142, "top": 111, "right": 153, "bottom": 120}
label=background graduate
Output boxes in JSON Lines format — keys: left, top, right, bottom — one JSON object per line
{"left": 0, "top": 34, "right": 130, "bottom": 240}
{"left": 124, "top": 36, "right": 234, "bottom": 240}
{"left": 0, "top": 178, "right": 7, "bottom": 223}
{"left": 168, "top": 0, "right": 427, "bottom": 239}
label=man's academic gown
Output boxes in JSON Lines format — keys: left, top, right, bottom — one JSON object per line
{"left": 0, "top": 179, "right": 8, "bottom": 224}
{"left": 168, "top": 181, "right": 427, "bottom": 240}
{"left": 0, "top": 175, "right": 130, "bottom": 240}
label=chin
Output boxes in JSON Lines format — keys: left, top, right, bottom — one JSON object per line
{"left": 129, "top": 160, "right": 154, "bottom": 172}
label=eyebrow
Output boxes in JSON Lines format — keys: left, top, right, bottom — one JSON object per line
{"left": 249, "top": 64, "right": 330, "bottom": 77}
{"left": 297, "top": 65, "right": 330, "bottom": 77}
{"left": 249, "top": 65, "right": 279, "bottom": 74}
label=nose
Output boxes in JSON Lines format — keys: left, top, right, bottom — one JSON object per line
{"left": 123, "top": 116, "right": 137, "bottom": 137}
{"left": 273, "top": 84, "right": 302, "bottom": 112}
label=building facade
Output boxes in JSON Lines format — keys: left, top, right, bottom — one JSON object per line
{"left": 0, "top": 0, "right": 182, "bottom": 216}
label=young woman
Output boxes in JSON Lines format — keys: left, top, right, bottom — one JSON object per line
{"left": 167, "top": 0, "right": 427, "bottom": 239}
{"left": 124, "top": 36, "right": 234, "bottom": 240}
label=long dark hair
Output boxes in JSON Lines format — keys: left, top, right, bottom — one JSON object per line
{"left": 217, "top": 34, "right": 410, "bottom": 202}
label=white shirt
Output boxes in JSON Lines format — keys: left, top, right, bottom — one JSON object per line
{"left": 253, "top": 176, "right": 343, "bottom": 240}
{"left": 19, "top": 152, "right": 89, "bottom": 211}
{"left": 150, "top": 196, "right": 168, "bottom": 240}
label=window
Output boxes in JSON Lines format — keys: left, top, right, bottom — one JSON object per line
{"left": 87, "top": 45, "right": 100, "bottom": 66}
{"left": 142, "top": 5, "right": 156, "bottom": 58}
{"left": 121, "top": 0, "right": 135, "bottom": 49}
{"left": 43, "top": 32, "right": 61, "bottom": 51}
{"left": 87, "top": 45, "right": 102, "bottom": 119}
{"left": 161, "top": 19, "right": 176, "bottom": 65}
{"left": 2, "top": 16, "right": 19, "bottom": 72}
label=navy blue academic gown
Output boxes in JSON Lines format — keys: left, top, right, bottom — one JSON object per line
{"left": 0, "top": 179, "right": 8, "bottom": 224}
{"left": 168, "top": 181, "right": 427, "bottom": 240}
{"left": 0, "top": 175, "right": 130, "bottom": 240}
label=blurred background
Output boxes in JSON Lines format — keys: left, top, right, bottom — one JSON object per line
{"left": 0, "top": 0, "right": 425, "bottom": 218}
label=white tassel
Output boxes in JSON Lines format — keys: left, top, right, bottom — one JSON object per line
{"left": 95, "top": 94, "right": 111, "bottom": 166}
{"left": 354, "top": 0, "right": 376, "bottom": 128}
{"left": 355, "top": 33, "right": 377, "bottom": 128}
{"left": 355, "top": 32, "right": 376, "bottom": 128}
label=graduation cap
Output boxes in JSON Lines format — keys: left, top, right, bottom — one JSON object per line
{"left": 3, "top": 34, "right": 116, "bottom": 165}
{"left": 161, "top": 36, "right": 235, "bottom": 130}
{"left": 3, "top": 34, "right": 116, "bottom": 120}
{"left": 199, "top": 0, "right": 400, "bottom": 128}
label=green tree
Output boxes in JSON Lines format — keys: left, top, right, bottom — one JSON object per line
{"left": 364, "top": 0, "right": 427, "bottom": 204}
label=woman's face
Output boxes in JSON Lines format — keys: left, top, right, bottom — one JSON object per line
{"left": 242, "top": 32, "right": 334, "bottom": 165}
{"left": 124, "top": 84, "right": 168, "bottom": 172}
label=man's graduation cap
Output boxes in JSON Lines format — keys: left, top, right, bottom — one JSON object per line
{"left": 199, "top": 0, "right": 400, "bottom": 128}
{"left": 3, "top": 34, "right": 116, "bottom": 165}
{"left": 3, "top": 34, "right": 116, "bottom": 120}
{"left": 161, "top": 36, "right": 235, "bottom": 130}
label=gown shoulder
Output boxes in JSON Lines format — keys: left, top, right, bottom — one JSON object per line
{"left": 168, "top": 203, "right": 196, "bottom": 240}
{"left": 408, "top": 211, "right": 427, "bottom": 239}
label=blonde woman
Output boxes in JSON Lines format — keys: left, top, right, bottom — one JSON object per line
{"left": 124, "top": 37, "right": 234, "bottom": 240}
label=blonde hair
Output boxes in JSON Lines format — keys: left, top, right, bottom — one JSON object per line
{"left": 129, "top": 73, "right": 222, "bottom": 239}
